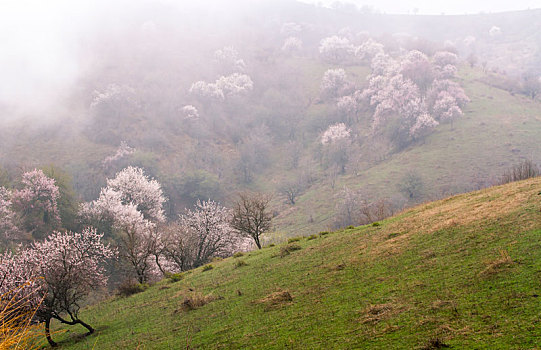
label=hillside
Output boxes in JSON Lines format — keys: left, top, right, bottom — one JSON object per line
{"left": 53, "top": 177, "right": 541, "bottom": 349}
{"left": 271, "top": 64, "right": 541, "bottom": 236}
{"left": 1, "top": 3, "right": 541, "bottom": 240}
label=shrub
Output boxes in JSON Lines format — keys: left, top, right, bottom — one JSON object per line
{"left": 307, "top": 234, "right": 317, "bottom": 240}
{"left": 319, "top": 231, "right": 330, "bottom": 236}
{"left": 233, "top": 252, "right": 244, "bottom": 258}
{"left": 202, "top": 264, "right": 214, "bottom": 272}
{"left": 287, "top": 237, "right": 302, "bottom": 243}
{"left": 345, "top": 225, "right": 355, "bottom": 230}
{"left": 167, "top": 273, "right": 184, "bottom": 283}
{"left": 372, "top": 222, "right": 381, "bottom": 227}
{"left": 235, "top": 260, "right": 248, "bottom": 268}
{"left": 117, "top": 280, "right": 149, "bottom": 297}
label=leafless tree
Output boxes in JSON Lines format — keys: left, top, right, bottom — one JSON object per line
{"left": 278, "top": 179, "right": 305, "bottom": 205}
{"left": 231, "top": 192, "right": 272, "bottom": 249}
{"left": 499, "top": 159, "right": 540, "bottom": 184}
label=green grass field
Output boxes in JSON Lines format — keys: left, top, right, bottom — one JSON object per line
{"left": 52, "top": 177, "right": 541, "bottom": 349}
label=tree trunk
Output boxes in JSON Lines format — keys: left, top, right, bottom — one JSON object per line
{"left": 45, "top": 318, "right": 58, "bottom": 347}
{"left": 75, "top": 319, "right": 95, "bottom": 335}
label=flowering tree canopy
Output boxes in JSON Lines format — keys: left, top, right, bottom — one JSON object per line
{"left": 321, "top": 123, "right": 351, "bottom": 145}
{"left": 179, "top": 200, "right": 243, "bottom": 267}
{"left": 0, "top": 187, "right": 19, "bottom": 240}
{"left": 321, "top": 68, "right": 348, "bottom": 99}
{"left": 80, "top": 167, "right": 166, "bottom": 283}
{"left": 0, "top": 228, "right": 116, "bottom": 347}
{"left": 102, "top": 141, "right": 136, "bottom": 168}
{"left": 214, "top": 46, "right": 246, "bottom": 73}
{"left": 319, "top": 36, "right": 355, "bottom": 63}
{"left": 190, "top": 73, "right": 253, "bottom": 101}
{"left": 282, "top": 37, "right": 303, "bottom": 53}
{"left": 181, "top": 105, "right": 199, "bottom": 120}
{"left": 11, "top": 169, "right": 60, "bottom": 239}
{"left": 360, "top": 46, "right": 469, "bottom": 144}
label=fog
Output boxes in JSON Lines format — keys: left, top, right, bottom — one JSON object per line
{"left": 1, "top": 0, "right": 540, "bottom": 120}
{"left": 0, "top": 0, "right": 539, "bottom": 242}
{"left": 304, "top": 0, "right": 541, "bottom": 14}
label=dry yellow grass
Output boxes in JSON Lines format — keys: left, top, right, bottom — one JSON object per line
{"left": 0, "top": 284, "right": 44, "bottom": 350}
{"left": 367, "top": 177, "right": 541, "bottom": 257}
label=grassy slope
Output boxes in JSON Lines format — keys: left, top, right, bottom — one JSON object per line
{"left": 54, "top": 177, "right": 541, "bottom": 349}
{"left": 273, "top": 65, "right": 541, "bottom": 235}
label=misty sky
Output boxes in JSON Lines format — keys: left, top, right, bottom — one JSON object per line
{"left": 303, "top": 0, "right": 541, "bottom": 14}
{"left": 1, "top": 0, "right": 541, "bottom": 114}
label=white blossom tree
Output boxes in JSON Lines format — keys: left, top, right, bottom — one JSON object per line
{"left": 319, "top": 36, "right": 355, "bottom": 63}
{"left": 181, "top": 105, "right": 199, "bottom": 120}
{"left": 179, "top": 200, "right": 243, "bottom": 267}
{"left": 321, "top": 68, "right": 348, "bottom": 99}
{"left": 79, "top": 167, "right": 166, "bottom": 282}
{"left": 282, "top": 37, "right": 303, "bottom": 54}
{"left": 214, "top": 46, "right": 246, "bottom": 73}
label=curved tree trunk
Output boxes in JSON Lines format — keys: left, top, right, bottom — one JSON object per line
{"left": 45, "top": 318, "right": 58, "bottom": 347}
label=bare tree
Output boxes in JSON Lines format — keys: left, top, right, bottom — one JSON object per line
{"left": 499, "top": 159, "right": 540, "bottom": 184}
{"left": 278, "top": 179, "right": 305, "bottom": 205}
{"left": 231, "top": 192, "right": 272, "bottom": 249}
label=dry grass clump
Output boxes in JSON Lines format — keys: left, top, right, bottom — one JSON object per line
{"left": 179, "top": 292, "right": 220, "bottom": 312}
{"left": 255, "top": 290, "right": 293, "bottom": 310}
{"left": 420, "top": 337, "right": 450, "bottom": 350}
{"left": 361, "top": 302, "right": 402, "bottom": 324}
{"left": 480, "top": 250, "right": 514, "bottom": 276}
{"left": 279, "top": 244, "right": 301, "bottom": 257}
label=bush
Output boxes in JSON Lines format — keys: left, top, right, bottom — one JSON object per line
{"left": 117, "top": 280, "right": 149, "bottom": 297}
{"left": 319, "top": 231, "right": 330, "bottom": 236}
{"left": 345, "top": 225, "right": 355, "bottom": 230}
{"left": 235, "top": 260, "right": 248, "bottom": 268}
{"left": 202, "top": 264, "right": 214, "bottom": 272}
{"left": 372, "top": 222, "right": 381, "bottom": 227}
{"left": 287, "top": 237, "right": 302, "bottom": 243}
{"left": 167, "top": 273, "right": 184, "bottom": 282}
{"left": 233, "top": 252, "right": 244, "bottom": 258}
{"left": 307, "top": 234, "right": 318, "bottom": 240}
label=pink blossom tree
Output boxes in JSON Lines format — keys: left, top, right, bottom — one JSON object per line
{"left": 102, "top": 141, "right": 136, "bottom": 168}
{"left": 0, "top": 187, "right": 19, "bottom": 240}
{"left": 179, "top": 200, "right": 243, "bottom": 267}
{"left": 0, "top": 228, "right": 115, "bottom": 347}
{"left": 11, "top": 169, "right": 60, "bottom": 239}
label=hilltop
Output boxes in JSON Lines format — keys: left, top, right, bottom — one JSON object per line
{"left": 53, "top": 177, "right": 541, "bottom": 349}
